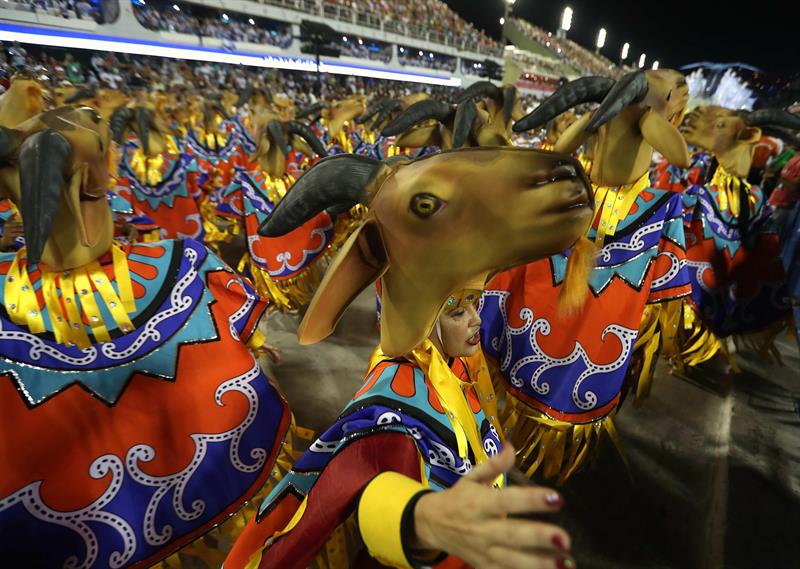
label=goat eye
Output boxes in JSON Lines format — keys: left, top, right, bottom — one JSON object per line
{"left": 716, "top": 121, "right": 725, "bottom": 128}
{"left": 410, "top": 193, "right": 443, "bottom": 218}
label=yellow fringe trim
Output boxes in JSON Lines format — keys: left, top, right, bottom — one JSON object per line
{"left": 152, "top": 415, "right": 314, "bottom": 569}
{"left": 733, "top": 315, "right": 792, "bottom": 366}
{"left": 668, "top": 300, "right": 725, "bottom": 373}
{"left": 488, "top": 360, "right": 624, "bottom": 485}
{"left": 240, "top": 204, "right": 370, "bottom": 313}
{"left": 625, "top": 299, "right": 683, "bottom": 405}
{"left": 241, "top": 254, "right": 327, "bottom": 313}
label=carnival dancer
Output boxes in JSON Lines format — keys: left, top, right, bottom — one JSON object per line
{"left": 0, "top": 106, "right": 289, "bottom": 568}
{"left": 650, "top": 144, "right": 713, "bottom": 193}
{"left": 480, "top": 70, "right": 695, "bottom": 482}
{"left": 224, "top": 145, "right": 595, "bottom": 569}
{"left": 309, "top": 95, "right": 368, "bottom": 154}
{"left": 675, "top": 106, "right": 799, "bottom": 366}
{"left": 354, "top": 92, "right": 436, "bottom": 159}
{"left": 184, "top": 97, "right": 246, "bottom": 193}
{"left": 213, "top": 107, "right": 336, "bottom": 311}
{"left": 112, "top": 95, "right": 208, "bottom": 240}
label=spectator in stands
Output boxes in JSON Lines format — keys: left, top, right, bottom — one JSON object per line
{"left": 64, "top": 53, "right": 84, "bottom": 84}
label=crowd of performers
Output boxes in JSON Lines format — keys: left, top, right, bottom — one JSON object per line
{"left": 1, "top": 62, "right": 799, "bottom": 569}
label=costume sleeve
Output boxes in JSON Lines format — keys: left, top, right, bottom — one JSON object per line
{"left": 230, "top": 432, "right": 426, "bottom": 569}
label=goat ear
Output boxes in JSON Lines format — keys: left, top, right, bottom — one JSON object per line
{"left": 555, "top": 112, "right": 593, "bottom": 154}
{"left": 640, "top": 109, "right": 690, "bottom": 168}
{"left": 738, "top": 126, "right": 762, "bottom": 144}
{"left": 26, "top": 84, "right": 43, "bottom": 115}
{"left": 297, "top": 218, "right": 388, "bottom": 345}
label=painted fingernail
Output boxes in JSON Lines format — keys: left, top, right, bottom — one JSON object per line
{"left": 551, "top": 534, "right": 567, "bottom": 551}
{"left": 545, "top": 492, "right": 563, "bottom": 507}
{"left": 556, "top": 557, "right": 576, "bottom": 569}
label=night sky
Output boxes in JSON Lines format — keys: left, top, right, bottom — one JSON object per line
{"left": 445, "top": 0, "right": 797, "bottom": 76}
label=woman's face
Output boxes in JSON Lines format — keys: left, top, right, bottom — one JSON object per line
{"left": 436, "top": 303, "right": 482, "bottom": 358}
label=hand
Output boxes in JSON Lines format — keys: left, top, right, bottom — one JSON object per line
{"left": 0, "top": 222, "right": 23, "bottom": 250}
{"left": 412, "top": 445, "right": 574, "bottom": 569}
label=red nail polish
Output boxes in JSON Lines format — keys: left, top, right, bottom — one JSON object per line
{"left": 545, "top": 492, "right": 563, "bottom": 507}
{"left": 556, "top": 557, "right": 575, "bottom": 569}
{"left": 551, "top": 534, "right": 567, "bottom": 551}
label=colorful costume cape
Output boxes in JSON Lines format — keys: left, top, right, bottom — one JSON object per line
{"left": 214, "top": 164, "right": 336, "bottom": 311}
{"left": 480, "top": 175, "right": 691, "bottom": 481}
{"left": 184, "top": 122, "right": 246, "bottom": 210}
{"left": 224, "top": 346, "right": 503, "bottom": 569}
{"left": 650, "top": 147, "right": 712, "bottom": 193}
{"left": 116, "top": 137, "right": 206, "bottom": 240}
{"left": 0, "top": 239, "right": 289, "bottom": 568}
{"left": 679, "top": 164, "right": 790, "bottom": 362}
{"left": 107, "top": 189, "right": 160, "bottom": 242}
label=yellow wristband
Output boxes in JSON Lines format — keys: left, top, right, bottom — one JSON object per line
{"left": 357, "top": 472, "right": 429, "bottom": 569}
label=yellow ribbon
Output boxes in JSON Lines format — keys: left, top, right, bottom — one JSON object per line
{"left": 710, "top": 164, "right": 754, "bottom": 217}
{"left": 592, "top": 171, "right": 650, "bottom": 244}
{"left": 4, "top": 243, "right": 137, "bottom": 348}
{"left": 128, "top": 135, "right": 180, "bottom": 186}
{"left": 368, "top": 340, "right": 497, "bottom": 480}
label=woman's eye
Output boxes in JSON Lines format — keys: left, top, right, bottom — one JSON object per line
{"left": 450, "top": 309, "right": 465, "bottom": 318}
{"left": 410, "top": 193, "right": 444, "bottom": 218}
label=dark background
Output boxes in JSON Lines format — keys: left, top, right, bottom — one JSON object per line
{"left": 445, "top": 0, "right": 797, "bottom": 76}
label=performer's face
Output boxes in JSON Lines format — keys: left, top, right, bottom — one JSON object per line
{"left": 437, "top": 303, "right": 482, "bottom": 358}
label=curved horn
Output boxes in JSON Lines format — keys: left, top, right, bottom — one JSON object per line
{"left": 356, "top": 99, "right": 389, "bottom": 124}
{"left": 456, "top": 80, "right": 501, "bottom": 104}
{"left": 19, "top": 130, "right": 72, "bottom": 263}
{"left": 742, "top": 109, "right": 800, "bottom": 131}
{"left": 296, "top": 102, "right": 325, "bottom": 119}
{"left": 110, "top": 106, "right": 133, "bottom": 144}
{"left": 212, "top": 101, "right": 228, "bottom": 120}
{"left": 371, "top": 99, "right": 403, "bottom": 130}
{"left": 286, "top": 120, "right": 328, "bottom": 157}
{"left": 502, "top": 85, "right": 518, "bottom": 125}
{"left": 452, "top": 99, "right": 478, "bottom": 149}
{"left": 64, "top": 87, "right": 96, "bottom": 104}
{"left": 584, "top": 71, "right": 648, "bottom": 134}
{"left": 513, "top": 76, "right": 615, "bottom": 132}
{"left": 0, "top": 126, "right": 19, "bottom": 162}
{"left": 235, "top": 84, "right": 255, "bottom": 108}
{"left": 381, "top": 99, "right": 452, "bottom": 137}
{"left": 267, "top": 119, "right": 288, "bottom": 156}
{"left": 259, "top": 154, "right": 382, "bottom": 237}
{"left": 135, "top": 107, "right": 153, "bottom": 156}
{"left": 759, "top": 125, "right": 800, "bottom": 148}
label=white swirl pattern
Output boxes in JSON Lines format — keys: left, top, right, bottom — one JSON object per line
{"left": 484, "top": 290, "right": 638, "bottom": 410}
{"left": 597, "top": 219, "right": 664, "bottom": 262}
{"left": 267, "top": 225, "right": 333, "bottom": 277}
{"left": 0, "top": 361, "right": 266, "bottom": 567}
{"left": 127, "top": 362, "right": 266, "bottom": 547}
{"left": 0, "top": 456, "right": 136, "bottom": 569}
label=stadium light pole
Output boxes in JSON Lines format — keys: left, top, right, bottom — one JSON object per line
{"left": 620, "top": 42, "right": 629, "bottom": 66}
{"left": 638, "top": 53, "right": 646, "bottom": 68}
{"left": 595, "top": 27, "right": 606, "bottom": 54}
{"left": 558, "top": 6, "right": 572, "bottom": 39}
{"left": 501, "top": 0, "right": 516, "bottom": 45}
